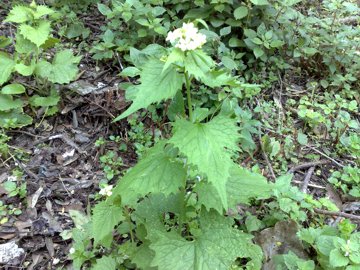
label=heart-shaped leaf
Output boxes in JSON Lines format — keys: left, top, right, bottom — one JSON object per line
{"left": 1, "top": 83, "right": 25, "bottom": 95}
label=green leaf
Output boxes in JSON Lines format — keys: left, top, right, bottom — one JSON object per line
{"left": 3, "top": 181, "right": 16, "bottom": 192}
{"left": 270, "top": 40, "right": 284, "bottom": 48}
{"left": 66, "top": 23, "right": 88, "bottom": 39}
{"left": 69, "top": 210, "right": 89, "bottom": 229}
{"left": 112, "top": 141, "right": 187, "bottom": 206}
{"left": 303, "top": 47, "right": 318, "bottom": 56}
{"left": 167, "top": 90, "right": 185, "bottom": 121}
{"left": 229, "top": 37, "right": 242, "bottom": 47}
{"left": 234, "top": 6, "right": 248, "bottom": 20}
{"left": 150, "top": 210, "right": 262, "bottom": 270}
{"left": 169, "top": 115, "right": 239, "bottom": 209}
{"left": 163, "top": 48, "right": 184, "bottom": 72}
{"left": 92, "top": 256, "right": 116, "bottom": 270}
{"left": 329, "top": 249, "right": 349, "bottom": 267}
{"left": 34, "top": 5, "right": 54, "bottom": 19}
{"left": 297, "top": 132, "right": 308, "bottom": 145}
{"left": 184, "top": 50, "right": 214, "bottom": 80}
{"left": 227, "top": 166, "right": 273, "bottom": 206}
{"left": 253, "top": 47, "right": 265, "bottom": 58}
{"left": 135, "top": 193, "right": 182, "bottom": 232}
{"left": 252, "top": 37, "right": 263, "bottom": 45}
{"left": 5, "top": 6, "right": 32, "bottom": 23}
{"left": 0, "top": 53, "right": 15, "bottom": 85}
{"left": 201, "top": 69, "right": 238, "bottom": 88}
{"left": 91, "top": 200, "right": 124, "bottom": 244}
{"left": 0, "top": 36, "right": 12, "bottom": 48}
{"left": 220, "top": 26, "right": 231, "bottom": 36}
{"left": 120, "top": 67, "right": 140, "bottom": 77}
{"left": 0, "top": 110, "right": 32, "bottom": 128}
{"left": 316, "top": 235, "right": 336, "bottom": 256}
{"left": 281, "top": 251, "right": 315, "bottom": 270}
{"left": 97, "top": 3, "right": 112, "bottom": 16}
{"left": 297, "top": 228, "right": 321, "bottom": 245}
{"left": 131, "top": 242, "right": 157, "bottom": 270}
{"left": 196, "top": 167, "right": 272, "bottom": 213}
{"left": 35, "top": 50, "right": 80, "bottom": 84}
{"left": 15, "top": 63, "right": 35, "bottom": 76}
{"left": 29, "top": 93, "right": 60, "bottom": 107}
{"left": 114, "top": 58, "right": 183, "bottom": 121}
{"left": 250, "top": 0, "right": 269, "bottom": 5}
{"left": 245, "top": 215, "right": 262, "bottom": 232}
{"left": 0, "top": 94, "right": 23, "bottom": 111}
{"left": 1, "top": 84, "right": 25, "bottom": 95}
{"left": 14, "top": 34, "right": 37, "bottom": 54}
{"left": 192, "top": 107, "right": 210, "bottom": 122}
{"left": 244, "top": 29, "right": 257, "bottom": 38}
{"left": 41, "top": 37, "right": 60, "bottom": 50}
{"left": 20, "top": 20, "right": 51, "bottom": 47}
{"left": 221, "top": 56, "right": 237, "bottom": 70}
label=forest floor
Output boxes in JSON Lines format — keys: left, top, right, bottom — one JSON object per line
{"left": 0, "top": 1, "right": 359, "bottom": 270}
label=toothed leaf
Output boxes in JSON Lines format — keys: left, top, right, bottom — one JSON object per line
{"left": 150, "top": 210, "right": 262, "bottom": 270}
{"left": 91, "top": 201, "right": 124, "bottom": 244}
{"left": 169, "top": 115, "right": 239, "bottom": 210}
{"left": 20, "top": 20, "right": 51, "bottom": 47}
{"left": 114, "top": 58, "right": 183, "bottom": 121}
{"left": 113, "top": 141, "right": 186, "bottom": 206}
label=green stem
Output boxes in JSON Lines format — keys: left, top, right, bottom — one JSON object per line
{"left": 184, "top": 71, "right": 193, "bottom": 122}
{"left": 178, "top": 187, "right": 186, "bottom": 235}
{"left": 124, "top": 207, "right": 135, "bottom": 243}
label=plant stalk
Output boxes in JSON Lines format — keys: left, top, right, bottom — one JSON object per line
{"left": 178, "top": 187, "right": 186, "bottom": 235}
{"left": 124, "top": 207, "right": 135, "bottom": 243}
{"left": 184, "top": 71, "right": 193, "bottom": 122}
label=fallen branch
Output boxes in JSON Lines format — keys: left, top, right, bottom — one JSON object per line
{"left": 34, "top": 134, "right": 86, "bottom": 154}
{"left": 292, "top": 180, "right": 326, "bottom": 189}
{"left": 304, "top": 145, "right": 344, "bottom": 168}
{"left": 314, "top": 208, "right": 360, "bottom": 221}
{"left": 288, "top": 160, "right": 330, "bottom": 173}
{"left": 301, "top": 166, "right": 315, "bottom": 193}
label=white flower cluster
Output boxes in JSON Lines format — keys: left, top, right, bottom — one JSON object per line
{"left": 166, "top": 22, "right": 206, "bottom": 51}
{"left": 99, "top": 185, "right": 113, "bottom": 197}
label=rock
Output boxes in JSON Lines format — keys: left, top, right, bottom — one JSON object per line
{"left": 74, "top": 134, "right": 91, "bottom": 143}
{"left": 254, "top": 220, "right": 309, "bottom": 270}
{"left": 67, "top": 80, "right": 116, "bottom": 95}
{"left": 0, "top": 242, "right": 25, "bottom": 264}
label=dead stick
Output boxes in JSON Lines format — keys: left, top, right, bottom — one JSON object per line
{"left": 301, "top": 166, "right": 315, "bottom": 193}
{"left": 305, "top": 145, "right": 344, "bottom": 168}
{"left": 292, "top": 180, "right": 325, "bottom": 189}
{"left": 288, "top": 160, "right": 330, "bottom": 173}
{"left": 314, "top": 208, "right": 360, "bottom": 221}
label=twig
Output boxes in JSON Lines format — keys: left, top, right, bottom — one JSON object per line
{"left": 59, "top": 175, "right": 72, "bottom": 196}
{"left": 90, "top": 69, "right": 110, "bottom": 82}
{"left": 301, "top": 166, "right": 315, "bottom": 193}
{"left": 115, "top": 51, "right": 131, "bottom": 82}
{"left": 292, "top": 180, "right": 326, "bottom": 189}
{"left": 34, "top": 134, "right": 85, "bottom": 154}
{"left": 9, "top": 154, "right": 39, "bottom": 181}
{"left": 83, "top": 97, "right": 115, "bottom": 118}
{"left": 304, "top": 145, "right": 344, "bottom": 168}
{"left": 288, "top": 160, "right": 330, "bottom": 173}
{"left": 314, "top": 208, "right": 360, "bottom": 221}
{"left": 6, "top": 130, "right": 46, "bottom": 139}
{"left": 72, "top": 110, "right": 78, "bottom": 128}
{"left": 258, "top": 127, "right": 276, "bottom": 180}
{"left": 115, "top": 51, "right": 124, "bottom": 70}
